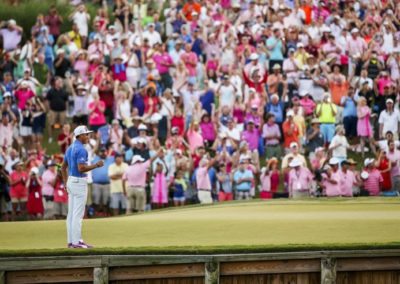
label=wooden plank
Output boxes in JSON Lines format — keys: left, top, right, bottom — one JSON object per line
{"left": 107, "top": 255, "right": 212, "bottom": 267}
{"left": 321, "top": 258, "right": 336, "bottom": 284}
{"left": 337, "top": 257, "right": 400, "bottom": 272}
{"left": 0, "top": 256, "right": 101, "bottom": 271}
{"left": 205, "top": 261, "right": 219, "bottom": 284}
{"left": 109, "top": 263, "right": 205, "bottom": 281}
{"left": 220, "top": 259, "right": 320, "bottom": 276}
{"left": 6, "top": 268, "right": 93, "bottom": 284}
{"left": 93, "top": 267, "right": 108, "bottom": 284}
{"left": 111, "top": 277, "right": 205, "bottom": 284}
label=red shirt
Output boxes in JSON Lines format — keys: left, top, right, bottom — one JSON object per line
{"left": 282, "top": 120, "right": 299, "bottom": 148}
{"left": 171, "top": 116, "right": 185, "bottom": 135}
{"left": 10, "top": 171, "right": 28, "bottom": 198}
{"left": 57, "top": 133, "right": 72, "bottom": 153}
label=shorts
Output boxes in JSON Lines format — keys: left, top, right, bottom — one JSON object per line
{"left": 92, "top": 183, "right": 110, "bottom": 206}
{"left": 11, "top": 197, "right": 27, "bottom": 203}
{"left": 126, "top": 186, "right": 146, "bottom": 212}
{"left": 198, "top": 190, "right": 213, "bottom": 204}
{"left": 54, "top": 202, "right": 68, "bottom": 216}
{"left": 110, "top": 192, "right": 127, "bottom": 209}
{"left": 235, "top": 191, "right": 251, "bottom": 200}
{"left": 20, "top": 126, "right": 32, "bottom": 137}
{"left": 320, "top": 123, "right": 335, "bottom": 143}
{"left": 47, "top": 110, "right": 66, "bottom": 127}
{"left": 173, "top": 196, "right": 186, "bottom": 202}
{"left": 43, "top": 195, "right": 55, "bottom": 219}
{"left": 218, "top": 191, "right": 233, "bottom": 201}
{"left": 32, "top": 113, "right": 46, "bottom": 134}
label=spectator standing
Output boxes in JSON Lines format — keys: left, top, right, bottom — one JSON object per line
{"left": 108, "top": 153, "right": 128, "bottom": 215}
{"left": 41, "top": 160, "right": 57, "bottom": 219}
{"left": 233, "top": 159, "right": 254, "bottom": 201}
{"left": 9, "top": 162, "right": 28, "bottom": 220}
{"left": 26, "top": 167, "right": 43, "bottom": 220}
{"left": 288, "top": 158, "right": 313, "bottom": 199}
{"left": 91, "top": 147, "right": 114, "bottom": 216}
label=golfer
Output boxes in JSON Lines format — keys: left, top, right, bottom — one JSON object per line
{"left": 61, "top": 125, "right": 104, "bottom": 249}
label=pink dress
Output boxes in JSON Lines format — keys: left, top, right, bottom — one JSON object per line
{"left": 357, "top": 106, "right": 372, "bottom": 137}
{"left": 152, "top": 173, "right": 168, "bottom": 204}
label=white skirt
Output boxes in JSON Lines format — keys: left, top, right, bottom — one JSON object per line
{"left": 20, "top": 126, "right": 32, "bottom": 137}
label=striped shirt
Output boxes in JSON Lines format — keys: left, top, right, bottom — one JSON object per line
{"left": 364, "top": 169, "right": 383, "bottom": 196}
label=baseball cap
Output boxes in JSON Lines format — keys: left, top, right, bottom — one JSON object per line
{"left": 3, "top": 92, "right": 11, "bottom": 98}
{"left": 386, "top": 99, "right": 394, "bottom": 104}
{"left": 290, "top": 142, "right": 298, "bottom": 148}
{"left": 74, "top": 125, "right": 93, "bottom": 137}
{"left": 131, "top": 155, "right": 145, "bottom": 165}
{"left": 30, "top": 167, "right": 39, "bottom": 175}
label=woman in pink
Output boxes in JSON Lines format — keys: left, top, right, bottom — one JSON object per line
{"left": 232, "top": 97, "right": 246, "bottom": 126}
{"left": 322, "top": 164, "right": 341, "bottom": 197}
{"left": 357, "top": 97, "right": 376, "bottom": 157}
{"left": 260, "top": 158, "right": 280, "bottom": 199}
{"left": 205, "top": 52, "right": 219, "bottom": 72}
{"left": 53, "top": 172, "right": 68, "bottom": 219}
{"left": 299, "top": 93, "right": 316, "bottom": 117}
{"left": 111, "top": 56, "right": 127, "bottom": 82}
{"left": 73, "top": 50, "right": 89, "bottom": 82}
{"left": 88, "top": 94, "right": 106, "bottom": 131}
{"left": 109, "top": 120, "right": 124, "bottom": 152}
{"left": 14, "top": 83, "right": 35, "bottom": 110}
{"left": 152, "top": 162, "right": 168, "bottom": 209}
{"left": 42, "top": 162, "right": 57, "bottom": 200}
{"left": 200, "top": 113, "right": 216, "bottom": 148}
{"left": 187, "top": 121, "right": 204, "bottom": 153}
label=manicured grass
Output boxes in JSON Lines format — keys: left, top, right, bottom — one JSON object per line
{"left": 0, "top": 198, "right": 400, "bottom": 256}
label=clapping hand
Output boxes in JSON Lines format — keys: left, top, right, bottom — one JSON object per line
{"left": 96, "top": 160, "right": 104, "bottom": 168}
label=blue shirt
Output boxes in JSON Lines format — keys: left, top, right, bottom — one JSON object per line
{"left": 266, "top": 37, "right": 284, "bottom": 60}
{"left": 65, "top": 140, "right": 88, "bottom": 178}
{"left": 91, "top": 156, "right": 114, "bottom": 184}
{"left": 341, "top": 95, "right": 358, "bottom": 118}
{"left": 265, "top": 102, "right": 284, "bottom": 124}
{"left": 233, "top": 169, "right": 253, "bottom": 191}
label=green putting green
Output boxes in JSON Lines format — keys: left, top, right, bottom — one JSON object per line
{"left": 1, "top": 198, "right": 400, "bottom": 256}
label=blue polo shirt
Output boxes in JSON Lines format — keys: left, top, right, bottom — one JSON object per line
{"left": 65, "top": 140, "right": 88, "bottom": 178}
{"left": 233, "top": 169, "right": 253, "bottom": 191}
{"left": 91, "top": 156, "right": 114, "bottom": 184}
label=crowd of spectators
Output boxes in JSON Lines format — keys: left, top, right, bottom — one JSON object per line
{"left": 1, "top": 0, "right": 400, "bottom": 221}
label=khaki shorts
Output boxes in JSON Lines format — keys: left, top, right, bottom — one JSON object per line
{"left": 126, "top": 186, "right": 146, "bottom": 212}
{"left": 47, "top": 110, "right": 66, "bottom": 127}
{"left": 11, "top": 197, "right": 27, "bottom": 203}
{"left": 92, "top": 183, "right": 110, "bottom": 206}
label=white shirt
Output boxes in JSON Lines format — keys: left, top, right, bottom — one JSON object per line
{"left": 72, "top": 12, "right": 90, "bottom": 36}
{"left": 329, "top": 135, "right": 349, "bottom": 158}
{"left": 142, "top": 30, "right": 162, "bottom": 47}
{"left": 379, "top": 109, "right": 400, "bottom": 136}
{"left": 218, "top": 84, "right": 236, "bottom": 109}
{"left": 181, "top": 89, "right": 201, "bottom": 115}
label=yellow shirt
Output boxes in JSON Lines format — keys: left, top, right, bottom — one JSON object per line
{"left": 108, "top": 162, "right": 129, "bottom": 193}
{"left": 68, "top": 31, "right": 82, "bottom": 49}
{"left": 293, "top": 114, "right": 306, "bottom": 137}
{"left": 316, "top": 103, "right": 337, "bottom": 124}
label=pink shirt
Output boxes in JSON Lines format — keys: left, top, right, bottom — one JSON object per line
{"left": 377, "top": 77, "right": 392, "bottom": 95}
{"left": 196, "top": 166, "right": 211, "bottom": 190}
{"left": 88, "top": 101, "right": 106, "bottom": 126}
{"left": 346, "top": 37, "right": 367, "bottom": 57}
{"left": 153, "top": 53, "right": 173, "bottom": 74}
{"left": 0, "top": 123, "right": 13, "bottom": 148}
{"left": 42, "top": 169, "right": 57, "bottom": 196}
{"left": 364, "top": 169, "right": 383, "bottom": 196}
{"left": 15, "top": 89, "right": 34, "bottom": 110}
{"left": 323, "top": 171, "right": 341, "bottom": 197}
{"left": 300, "top": 97, "right": 316, "bottom": 116}
{"left": 242, "top": 130, "right": 259, "bottom": 151}
{"left": 387, "top": 149, "right": 400, "bottom": 177}
{"left": 123, "top": 160, "right": 150, "bottom": 187}
{"left": 200, "top": 122, "right": 215, "bottom": 142}
{"left": 260, "top": 172, "right": 271, "bottom": 192}
{"left": 339, "top": 169, "right": 355, "bottom": 197}
{"left": 180, "top": 52, "right": 198, "bottom": 77}
{"left": 187, "top": 130, "right": 204, "bottom": 153}
{"left": 288, "top": 167, "right": 313, "bottom": 192}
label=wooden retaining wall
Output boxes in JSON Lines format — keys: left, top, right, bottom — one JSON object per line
{"left": 1, "top": 250, "right": 400, "bottom": 283}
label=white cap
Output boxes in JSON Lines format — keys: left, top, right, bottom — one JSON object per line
{"left": 150, "top": 113, "right": 162, "bottom": 124}
{"left": 272, "top": 64, "right": 281, "bottom": 70}
{"left": 386, "top": 98, "right": 394, "bottom": 104}
{"left": 8, "top": 19, "right": 16, "bottom": 26}
{"left": 30, "top": 167, "right": 39, "bottom": 175}
{"left": 303, "top": 65, "right": 310, "bottom": 71}
{"left": 289, "top": 158, "right": 302, "bottom": 167}
{"left": 322, "top": 26, "right": 331, "bottom": 33}
{"left": 290, "top": 142, "right": 298, "bottom": 148}
{"left": 249, "top": 87, "right": 256, "bottom": 93}
{"left": 329, "top": 157, "right": 340, "bottom": 165}
{"left": 287, "top": 109, "right": 295, "bottom": 117}
{"left": 360, "top": 171, "right": 369, "bottom": 179}
{"left": 351, "top": 28, "right": 359, "bottom": 34}
{"left": 249, "top": 53, "right": 259, "bottom": 60}
{"left": 138, "top": 124, "right": 148, "bottom": 131}
{"left": 364, "top": 158, "right": 375, "bottom": 167}
{"left": 3, "top": 92, "right": 11, "bottom": 98}
{"left": 73, "top": 125, "right": 93, "bottom": 137}
{"left": 297, "top": 42, "right": 304, "bottom": 48}
{"left": 299, "top": 90, "right": 308, "bottom": 97}
{"left": 131, "top": 155, "right": 145, "bottom": 165}
{"left": 56, "top": 49, "right": 65, "bottom": 55}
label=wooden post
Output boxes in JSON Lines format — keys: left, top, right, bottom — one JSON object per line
{"left": 321, "top": 258, "right": 336, "bottom": 284}
{"left": 0, "top": 270, "right": 5, "bottom": 284}
{"left": 93, "top": 267, "right": 108, "bottom": 284}
{"left": 205, "top": 261, "right": 219, "bottom": 284}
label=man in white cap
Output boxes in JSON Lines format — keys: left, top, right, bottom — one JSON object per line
{"left": 142, "top": 23, "right": 162, "bottom": 47}
{"left": 282, "top": 109, "right": 300, "bottom": 151}
{"left": 323, "top": 158, "right": 341, "bottom": 197}
{"left": 122, "top": 151, "right": 162, "bottom": 213}
{"left": 281, "top": 142, "right": 306, "bottom": 169}
{"left": 61, "top": 125, "right": 104, "bottom": 248}
{"left": 378, "top": 98, "right": 400, "bottom": 140}
{"left": 288, "top": 158, "right": 313, "bottom": 198}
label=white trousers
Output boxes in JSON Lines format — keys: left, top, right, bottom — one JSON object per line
{"left": 66, "top": 177, "right": 88, "bottom": 245}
